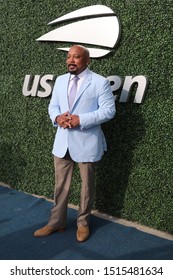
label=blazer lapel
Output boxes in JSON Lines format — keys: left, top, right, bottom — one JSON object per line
{"left": 63, "top": 74, "right": 70, "bottom": 110}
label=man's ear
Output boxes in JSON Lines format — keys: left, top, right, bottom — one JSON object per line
{"left": 87, "top": 58, "right": 91, "bottom": 65}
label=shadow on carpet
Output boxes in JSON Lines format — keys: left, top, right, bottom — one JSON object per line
{"left": 0, "top": 185, "right": 173, "bottom": 260}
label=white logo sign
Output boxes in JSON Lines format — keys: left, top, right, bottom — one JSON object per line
{"left": 23, "top": 74, "right": 148, "bottom": 104}
{"left": 36, "top": 5, "right": 120, "bottom": 58}
{"left": 23, "top": 5, "right": 148, "bottom": 102}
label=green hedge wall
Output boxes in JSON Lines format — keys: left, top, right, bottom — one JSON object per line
{"left": 1, "top": 0, "right": 173, "bottom": 233}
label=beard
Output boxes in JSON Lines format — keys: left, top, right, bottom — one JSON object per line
{"left": 68, "top": 64, "right": 77, "bottom": 74}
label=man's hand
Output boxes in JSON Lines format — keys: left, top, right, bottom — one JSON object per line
{"left": 55, "top": 112, "right": 70, "bottom": 129}
{"left": 67, "top": 114, "right": 80, "bottom": 128}
{"left": 55, "top": 112, "right": 80, "bottom": 129}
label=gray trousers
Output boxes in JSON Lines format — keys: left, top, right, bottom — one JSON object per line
{"left": 48, "top": 151, "right": 96, "bottom": 228}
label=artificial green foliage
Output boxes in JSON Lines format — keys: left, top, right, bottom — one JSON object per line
{"left": 1, "top": 0, "right": 173, "bottom": 233}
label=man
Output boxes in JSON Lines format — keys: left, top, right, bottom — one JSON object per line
{"left": 34, "top": 45, "right": 116, "bottom": 242}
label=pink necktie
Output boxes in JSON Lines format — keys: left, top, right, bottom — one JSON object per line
{"left": 68, "top": 76, "right": 79, "bottom": 109}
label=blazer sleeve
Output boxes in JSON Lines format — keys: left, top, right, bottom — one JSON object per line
{"left": 79, "top": 78, "right": 116, "bottom": 130}
{"left": 48, "top": 77, "right": 61, "bottom": 126}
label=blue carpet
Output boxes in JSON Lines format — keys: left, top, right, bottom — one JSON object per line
{"left": 0, "top": 185, "right": 173, "bottom": 260}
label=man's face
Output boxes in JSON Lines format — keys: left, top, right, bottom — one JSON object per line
{"left": 66, "top": 46, "right": 90, "bottom": 75}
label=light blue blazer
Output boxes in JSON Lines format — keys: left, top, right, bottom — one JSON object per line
{"left": 48, "top": 69, "right": 116, "bottom": 162}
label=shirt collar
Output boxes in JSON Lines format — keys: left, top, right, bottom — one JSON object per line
{"left": 70, "top": 68, "right": 88, "bottom": 80}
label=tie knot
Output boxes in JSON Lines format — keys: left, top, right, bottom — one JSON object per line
{"left": 73, "top": 75, "right": 79, "bottom": 82}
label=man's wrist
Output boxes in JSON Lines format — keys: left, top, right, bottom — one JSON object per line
{"left": 55, "top": 116, "right": 59, "bottom": 123}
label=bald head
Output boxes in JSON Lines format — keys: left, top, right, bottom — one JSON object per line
{"left": 66, "top": 45, "right": 90, "bottom": 75}
{"left": 70, "top": 45, "right": 90, "bottom": 58}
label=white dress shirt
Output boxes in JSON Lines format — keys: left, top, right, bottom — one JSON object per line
{"left": 68, "top": 68, "right": 88, "bottom": 95}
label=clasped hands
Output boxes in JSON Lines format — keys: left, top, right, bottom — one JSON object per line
{"left": 56, "top": 112, "right": 80, "bottom": 129}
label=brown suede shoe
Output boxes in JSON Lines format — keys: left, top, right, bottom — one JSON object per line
{"left": 76, "top": 226, "right": 89, "bottom": 242}
{"left": 33, "top": 225, "right": 66, "bottom": 237}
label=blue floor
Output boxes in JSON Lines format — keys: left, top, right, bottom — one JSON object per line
{"left": 0, "top": 185, "right": 173, "bottom": 260}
